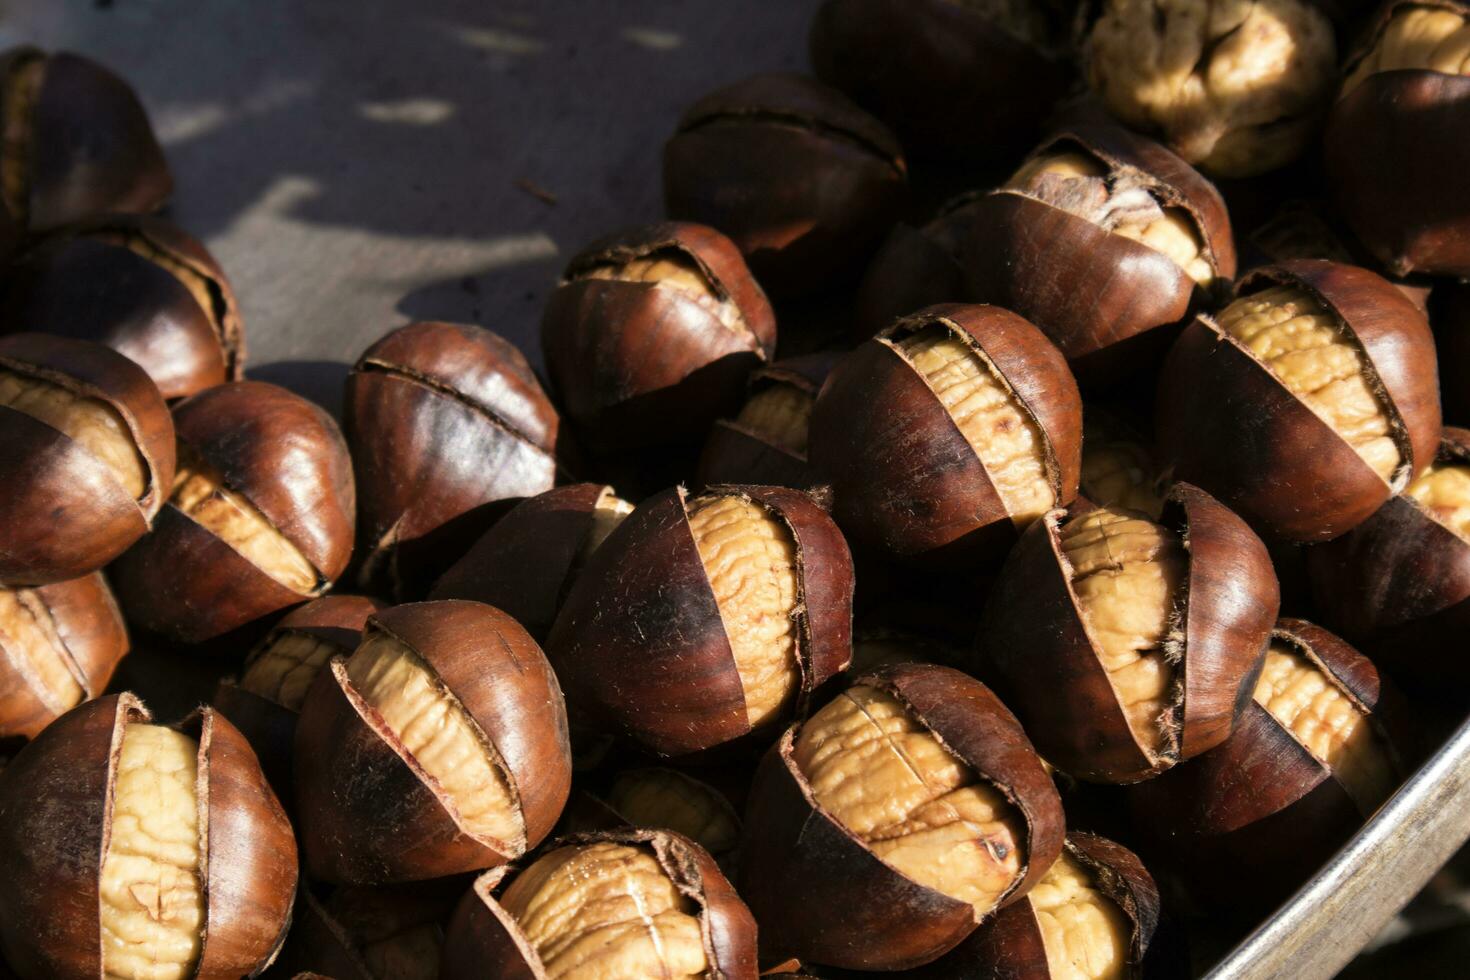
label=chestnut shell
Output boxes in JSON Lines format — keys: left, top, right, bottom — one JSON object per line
{"left": 695, "top": 353, "right": 836, "bottom": 491}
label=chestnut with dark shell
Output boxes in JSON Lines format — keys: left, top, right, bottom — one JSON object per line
{"left": 271, "top": 878, "right": 466, "bottom": 980}
{"left": 853, "top": 195, "right": 980, "bottom": 344}
{"left": 662, "top": 73, "right": 907, "bottom": 297}
{"left": 696, "top": 353, "right": 836, "bottom": 491}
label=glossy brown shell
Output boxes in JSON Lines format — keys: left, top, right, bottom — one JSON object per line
{"left": 695, "top": 353, "right": 837, "bottom": 491}
{"left": 739, "top": 664, "right": 1065, "bottom": 971}
{"left": 293, "top": 601, "right": 572, "bottom": 885}
{"left": 853, "top": 204, "right": 977, "bottom": 343}
{"left": 271, "top": 878, "right": 466, "bottom": 980}
{"left": 546, "top": 486, "right": 854, "bottom": 757}
{"left": 0, "top": 333, "right": 175, "bottom": 585}
{"left": 662, "top": 72, "right": 907, "bottom": 297}
{"left": 1158, "top": 259, "right": 1442, "bottom": 542}
{"left": 440, "top": 828, "right": 758, "bottom": 980}
{"left": 809, "top": 303, "right": 1082, "bottom": 569}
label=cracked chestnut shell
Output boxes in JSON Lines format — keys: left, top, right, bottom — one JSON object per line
{"left": 740, "top": 664, "right": 1065, "bottom": 971}
{"left": 272, "top": 878, "right": 465, "bottom": 980}
{"left": 0, "top": 332, "right": 175, "bottom": 585}
{"left": 294, "top": 600, "right": 572, "bottom": 885}
{"left": 662, "top": 72, "right": 907, "bottom": 297}
{"left": 346, "top": 321, "right": 562, "bottom": 598}
{"left": 809, "top": 303, "right": 1082, "bottom": 570}
{"left": 540, "top": 222, "right": 776, "bottom": 453}
{"left": 441, "top": 828, "right": 757, "bottom": 980}
{"left": 547, "top": 485, "right": 854, "bottom": 757}
{"left": 0, "top": 215, "right": 244, "bottom": 400}
{"left": 974, "top": 484, "right": 1279, "bottom": 783}
{"left": 111, "top": 380, "right": 356, "bottom": 642}
{"left": 1158, "top": 259, "right": 1441, "bottom": 542}
{"left": 696, "top": 353, "right": 836, "bottom": 491}
{"left": 853, "top": 196, "right": 979, "bottom": 343}
{"left": 0, "top": 693, "right": 297, "bottom": 979}
{"left": 963, "top": 123, "right": 1236, "bottom": 385}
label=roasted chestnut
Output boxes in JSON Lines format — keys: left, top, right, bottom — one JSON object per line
{"left": 272, "top": 879, "right": 465, "bottom": 980}
{"left": 0, "top": 48, "right": 171, "bottom": 234}
{"left": 696, "top": 353, "right": 835, "bottom": 491}
{"left": 547, "top": 485, "right": 853, "bottom": 757}
{"left": 1082, "top": 0, "right": 1337, "bottom": 177}
{"left": 293, "top": 600, "right": 572, "bottom": 885}
{"left": 1158, "top": 259, "right": 1441, "bottom": 542}
{"left": 561, "top": 766, "right": 744, "bottom": 873}
{"left": 429, "top": 484, "right": 633, "bottom": 641}
{"left": 853, "top": 196, "right": 979, "bottom": 342}
{"left": 1079, "top": 408, "right": 1168, "bottom": 519}
{"left": 1328, "top": 0, "right": 1470, "bottom": 277}
{"left": 0, "top": 333, "right": 174, "bottom": 585}
{"left": 346, "top": 321, "right": 562, "bottom": 597}
{"left": 662, "top": 73, "right": 907, "bottom": 297}
{"left": 740, "top": 664, "right": 1065, "bottom": 970}
{"left": 0, "top": 572, "right": 127, "bottom": 744}
{"left": 0, "top": 693, "right": 297, "bottom": 978}
{"left": 441, "top": 828, "right": 757, "bottom": 980}
{"left": 975, "top": 485, "right": 1279, "bottom": 783}
{"left": 540, "top": 222, "right": 776, "bottom": 453}
{"left": 963, "top": 123, "right": 1236, "bottom": 384}
{"left": 111, "top": 380, "right": 355, "bottom": 642}
{"left": 0, "top": 215, "right": 243, "bottom": 399}
{"left": 809, "top": 303, "right": 1082, "bottom": 569}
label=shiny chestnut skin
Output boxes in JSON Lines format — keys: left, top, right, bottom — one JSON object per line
{"left": 0, "top": 215, "right": 244, "bottom": 399}
{"left": 111, "top": 380, "right": 356, "bottom": 643}
{"left": 0, "top": 693, "right": 297, "bottom": 979}
{"left": 740, "top": 665, "right": 1066, "bottom": 971}
{"left": 346, "top": 321, "right": 562, "bottom": 598}
{"left": 853, "top": 197, "right": 979, "bottom": 343}
{"left": 696, "top": 353, "right": 836, "bottom": 492}
{"left": 0, "top": 333, "right": 175, "bottom": 585}
{"left": 546, "top": 485, "right": 854, "bottom": 757}
{"left": 809, "top": 303, "right": 1083, "bottom": 570}
{"left": 294, "top": 601, "right": 572, "bottom": 885}
{"left": 1158, "top": 259, "right": 1441, "bottom": 542}
{"left": 0, "top": 48, "right": 171, "bottom": 235}
{"left": 540, "top": 222, "right": 776, "bottom": 453}
{"left": 663, "top": 72, "right": 907, "bottom": 297}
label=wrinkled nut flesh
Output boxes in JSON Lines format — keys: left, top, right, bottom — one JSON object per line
{"left": 1217, "top": 286, "right": 1400, "bottom": 483}
{"left": 794, "top": 685, "right": 1025, "bottom": 915}
{"left": 94, "top": 230, "right": 226, "bottom": 328}
{"left": 1060, "top": 507, "right": 1185, "bottom": 756}
{"left": 606, "top": 769, "right": 740, "bottom": 856}
{"left": 1006, "top": 152, "right": 1214, "bottom": 284}
{"left": 1253, "top": 644, "right": 1396, "bottom": 813}
{"left": 498, "top": 841, "right": 708, "bottom": 979}
{"left": 99, "top": 723, "right": 204, "bottom": 980}
{"left": 1079, "top": 428, "right": 1166, "bottom": 520}
{"left": 0, "top": 587, "right": 82, "bottom": 714}
{"left": 1085, "top": 0, "right": 1337, "bottom": 176}
{"left": 733, "top": 382, "right": 814, "bottom": 456}
{"left": 1, "top": 54, "right": 42, "bottom": 222}
{"left": 0, "top": 368, "right": 147, "bottom": 499}
{"left": 170, "top": 446, "right": 319, "bottom": 593}
{"left": 347, "top": 633, "right": 525, "bottom": 846}
{"left": 1405, "top": 460, "right": 1470, "bottom": 543}
{"left": 944, "top": 0, "right": 1055, "bottom": 48}
{"left": 577, "top": 249, "right": 748, "bottom": 337}
{"left": 1030, "top": 851, "right": 1131, "bottom": 980}
{"left": 893, "top": 324, "right": 1053, "bottom": 527}
{"left": 1342, "top": 5, "right": 1470, "bottom": 96}
{"left": 686, "top": 493, "right": 800, "bottom": 728}
{"left": 239, "top": 632, "right": 340, "bottom": 711}
{"left": 582, "top": 488, "right": 636, "bottom": 563}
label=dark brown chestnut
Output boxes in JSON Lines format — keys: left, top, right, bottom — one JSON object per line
{"left": 0, "top": 215, "right": 243, "bottom": 399}
{"left": 740, "top": 664, "right": 1065, "bottom": 971}
{"left": 559, "top": 766, "right": 744, "bottom": 872}
{"left": 1158, "top": 259, "right": 1442, "bottom": 542}
{"left": 0, "top": 572, "right": 127, "bottom": 744}
{"left": 974, "top": 484, "right": 1279, "bottom": 783}
{"left": 441, "top": 828, "right": 757, "bottom": 980}
{"left": 809, "top": 303, "right": 1082, "bottom": 569}
{"left": 272, "top": 878, "right": 465, "bottom": 980}
{"left": 540, "top": 222, "right": 776, "bottom": 453}
{"left": 111, "top": 380, "right": 356, "bottom": 642}
{"left": 0, "top": 693, "right": 297, "bottom": 978}
{"left": 346, "top": 321, "right": 562, "bottom": 598}
{"left": 696, "top": 353, "right": 836, "bottom": 491}
{"left": 547, "top": 485, "right": 854, "bottom": 757}
{"left": 662, "top": 73, "right": 907, "bottom": 297}
{"left": 0, "top": 332, "right": 175, "bottom": 585}
{"left": 853, "top": 196, "right": 979, "bottom": 343}
{"left": 962, "top": 122, "right": 1236, "bottom": 385}
{"left": 293, "top": 600, "right": 572, "bottom": 885}
{"left": 0, "top": 48, "right": 171, "bottom": 234}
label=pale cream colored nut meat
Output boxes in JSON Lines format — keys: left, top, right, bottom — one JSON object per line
{"left": 895, "top": 324, "right": 1054, "bottom": 527}
{"left": 605, "top": 769, "right": 741, "bottom": 857}
{"left": 1405, "top": 460, "right": 1470, "bottom": 542}
{"left": 498, "top": 841, "right": 709, "bottom": 980}
{"left": 239, "top": 632, "right": 340, "bottom": 711}
{"left": 98, "top": 723, "right": 204, "bottom": 980}
{"left": 1, "top": 54, "right": 42, "bottom": 223}
{"left": 580, "top": 487, "right": 635, "bottom": 561}
{"left": 1060, "top": 507, "right": 1185, "bottom": 756}
{"left": 1217, "top": 285, "right": 1401, "bottom": 482}
{"left": 686, "top": 493, "right": 801, "bottom": 728}
{"left": 1085, "top": 0, "right": 1338, "bottom": 177}
{"left": 0, "top": 368, "right": 147, "bottom": 499}
{"left": 1342, "top": 5, "right": 1470, "bottom": 96}
{"left": 346, "top": 633, "right": 525, "bottom": 847}
{"left": 1029, "top": 851, "right": 1132, "bottom": 980}
{"left": 578, "top": 251, "right": 748, "bottom": 336}
{"left": 733, "top": 382, "right": 814, "bottom": 455}
{"left": 793, "top": 684, "right": 1026, "bottom": 915}
{"left": 1079, "top": 431, "right": 1167, "bottom": 520}
{"left": 0, "top": 586, "right": 83, "bottom": 715}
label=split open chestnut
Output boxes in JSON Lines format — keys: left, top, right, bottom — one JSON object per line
{"left": 696, "top": 353, "right": 835, "bottom": 491}
{"left": 853, "top": 196, "right": 978, "bottom": 342}
{"left": 1079, "top": 407, "right": 1168, "bottom": 519}
{"left": 560, "top": 766, "right": 744, "bottom": 873}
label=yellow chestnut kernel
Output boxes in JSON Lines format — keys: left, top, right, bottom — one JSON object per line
{"left": 239, "top": 632, "right": 339, "bottom": 711}
{"left": 0, "top": 587, "right": 82, "bottom": 715}
{"left": 1404, "top": 461, "right": 1470, "bottom": 543}
{"left": 733, "top": 382, "right": 814, "bottom": 456}
{"left": 1030, "top": 851, "right": 1132, "bottom": 980}
{"left": 0, "top": 368, "right": 147, "bottom": 500}
{"left": 606, "top": 769, "right": 740, "bottom": 857}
